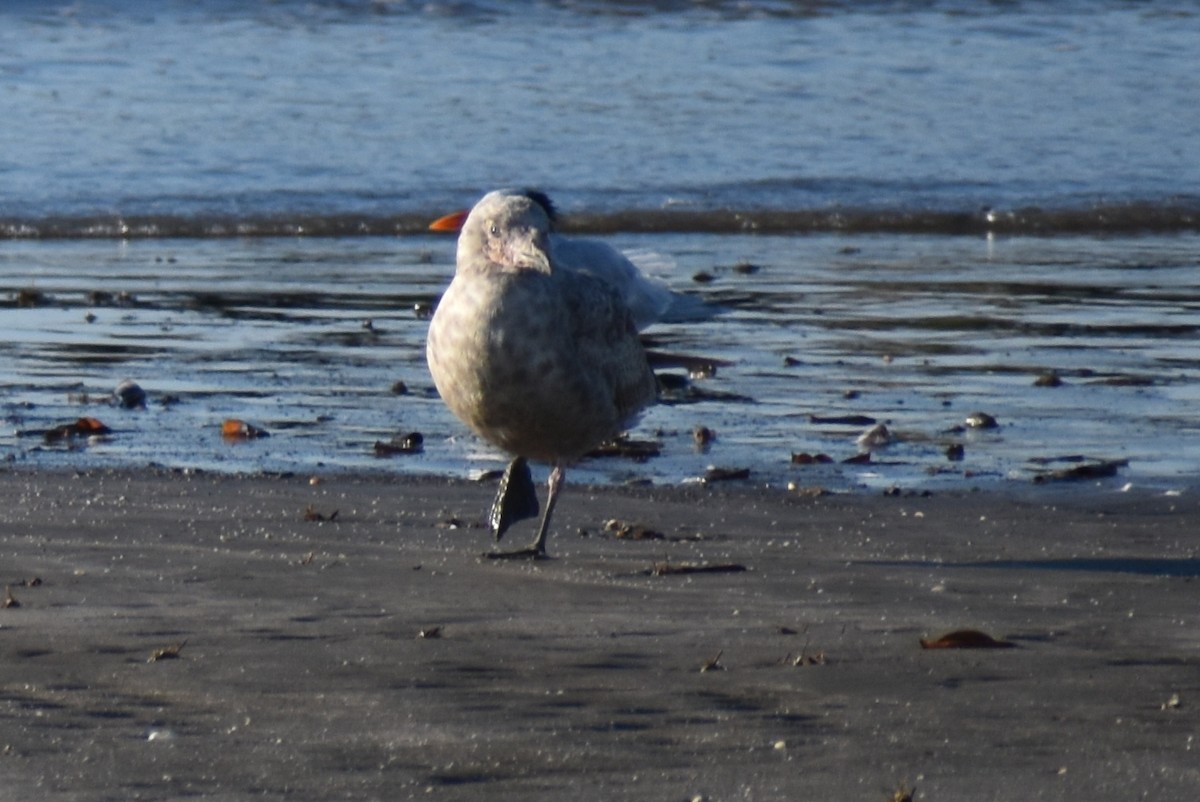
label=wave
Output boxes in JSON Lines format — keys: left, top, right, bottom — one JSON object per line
{"left": 2, "top": 201, "right": 1199, "bottom": 240}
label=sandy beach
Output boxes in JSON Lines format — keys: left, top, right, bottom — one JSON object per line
{"left": 0, "top": 468, "right": 1196, "bottom": 800}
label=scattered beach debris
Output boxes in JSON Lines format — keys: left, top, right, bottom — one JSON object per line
{"left": 964, "top": 411, "right": 999, "bottom": 429}
{"left": 471, "top": 467, "right": 506, "bottom": 482}
{"left": 655, "top": 375, "right": 751, "bottom": 405}
{"left": 703, "top": 465, "right": 750, "bottom": 483}
{"left": 791, "top": 452, "right": 834, "bottom": 465}
{"left": 643, "top": 349, "right": 729, "bottom": 377}
{"left": 842, "top": 452, "right": 872, "bottom": 464}
{"left": 15, "top": 288, "right": 50, "bottom": 307}
{"left": 731, "top": 260, "right": 760, "bottom": 274}
{"left": 417, "top": 626, "right": 442, "bottom": 639}
{"left": 113, "top": 378, "right": 147, "bottom": 409}
{"left": 786, "top": 637, "right": 827, "bottom": 667}
{"left": 1161, "top": 693, "right": 1182, "bottom": 711}
{"left": 648, "top": 561, "right": 747, "bottom": 576}
{"left": 945, "top": 443, "right": 965, "bottom": 461}
{"left": 148, "top": 640, "right": 187, "bottom": 662}
{"left": 603, "top": 519, "right": 665, "bottom": 540}
{"left": 692, "top": 270, "right": 715, "bottom": 283}
{"left": 699, "top": 650, "right": 724, "bottom": 672}
{"left": 373, "top": 431, "right": 424, "bottom": 456}
{"left": 39, "top": 417, "right": 112, "bottom": 443}
{"left": 1030, "top": 456, "right": 1128, "bottom": 483}
{"left": 3, "top": 585, "right": 19, "bottom": 609}
{"left": 919, "top": 629, "right": 1016, "bottom": 649}
{"left": 390, "top": 380, "right": 409, "bottom": 395}
{"left": 857, "top": 423, "right": 893, "bottom": 449}
{"left": 222, "top": 419, "right": 269, "bottom": 440}
{"left": 302, "top": 505, "right": 339, "bottom": 522}
{"left": 587, "top": 435, "right": 661, "bottom": 460}
{"left": 692, "top": 424, "right": 715, "bottom": 449}
{"left": 889, "top": 783, "right": 916, "bottom": 802}
{"left": 1034, "top": 371, "right": 1063, "bottom": 387}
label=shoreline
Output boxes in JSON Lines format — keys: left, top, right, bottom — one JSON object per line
{"left": 1, "top": 468, "right": 1197, "bottom": 799}
{"left": 4, "top": 201, "right": 1200, "bottom": 240}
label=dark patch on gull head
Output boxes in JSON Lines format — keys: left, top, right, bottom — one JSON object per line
{"left": 518, "top": 189, "right": 557, "bottom": 225}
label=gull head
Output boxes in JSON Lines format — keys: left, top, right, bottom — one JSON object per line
{"left": 458, "top": 189, "right": 554, "bottom": 275}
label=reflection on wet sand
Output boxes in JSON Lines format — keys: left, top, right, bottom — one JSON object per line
{"left": 1, "top": 233, "right": 1198, "bottom": 491}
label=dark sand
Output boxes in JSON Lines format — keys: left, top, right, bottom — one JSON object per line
{"left": 1, "top": 469, "right": 1197, "bottom": 800}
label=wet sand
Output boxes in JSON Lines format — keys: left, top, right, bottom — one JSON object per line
{"left": 1, "top": 469, "right": 1197, "bottom": 800}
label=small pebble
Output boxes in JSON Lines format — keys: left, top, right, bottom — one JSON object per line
{"left": 113, "top": 378, "right": 147, "bottom": 409}
{"left": 857, "top": 423, "right": 892, "bottom": 448}
{"left": 1034, "top": 371, "right": 1063, "bottom": 387}
{"left": 964, "top": 411, "right": 998, "bottom": 429}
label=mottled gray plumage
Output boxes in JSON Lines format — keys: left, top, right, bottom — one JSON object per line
{"left": 427, "top": 190, "right": 657, "bottom": 557}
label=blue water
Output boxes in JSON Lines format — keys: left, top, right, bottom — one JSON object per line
{"left": 1, "top": 1, "right": 1197, "bottom": 224}
{"left": 1, "top": 0, "right": 1199, "bottom": 492}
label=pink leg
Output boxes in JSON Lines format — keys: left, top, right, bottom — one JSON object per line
{"left": 528, "top": 463, "right": 565, "bottom": 556}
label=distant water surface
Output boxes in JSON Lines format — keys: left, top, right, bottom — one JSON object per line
{"left": 1, "top": 0, "right": 1197, "bottom": 229}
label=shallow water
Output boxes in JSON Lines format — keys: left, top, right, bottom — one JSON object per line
{"left": 3, "top": 232, "right": 1197, "bottom": 491}
{"left": 1, "top": 1, "right": 1198, "bottom": 490}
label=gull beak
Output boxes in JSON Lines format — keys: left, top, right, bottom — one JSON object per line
{"left": 429, "top": 210, "right": 469, "bottom": 232}
{"left": 510, "top": 228, "right": 552, "bottom": 273}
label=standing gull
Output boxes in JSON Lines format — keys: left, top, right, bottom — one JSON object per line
{"left": 427, "top": 189, "right": 658, "bottom": 558}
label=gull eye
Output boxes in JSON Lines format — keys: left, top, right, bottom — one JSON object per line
{"left": 489, "top": 223, "right": 500, "bottom": 237}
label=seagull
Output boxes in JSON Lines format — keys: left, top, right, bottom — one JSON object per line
{"left": 429, "top": 189, "right": 709, "bottom": 330}
{"left": 427, "top": 189, "right": 658, "bottom": 558}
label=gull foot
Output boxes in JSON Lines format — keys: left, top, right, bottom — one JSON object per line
{"left": 489, "top": 456, "right": 539, "bottom": 541}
